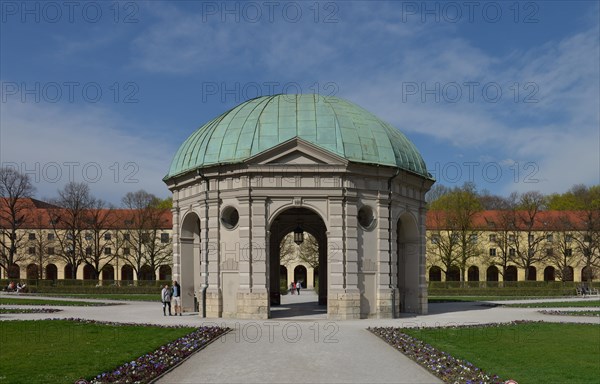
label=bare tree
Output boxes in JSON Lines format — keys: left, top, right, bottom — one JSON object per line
{"left": 508, "top": 191, "right": 550, "bottom": 280}
{"left": 298, "top": 232, "right": 319, "bottom": 269}
{"left": 0, "top": 167, "right": 36, "bottom": 278}
{"left": 81, "top": 199, "right": 120, "bottom": 280}
{"left": 279, "top": 233, "right": 297, "bottom": 267}
{"left": 48, "top": 182, "right": 95, "bottom": 279}
{"left": 429, "top": 183, "right": 483, "bottom": 282}
{"left": 426, "top": 210, "right": 461, "bottom": 280}
{"left": 121, "top": 190, "right": 172, "bottom": 281}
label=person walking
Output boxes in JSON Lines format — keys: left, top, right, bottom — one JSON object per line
{"left": 172, "top": 280, "right": 182, "bottom": 316}
{"left": 290, "top": 281, "right": 296, "bottom": 295}
{"left": 161, "top": 284, "right": 172, "bottom": 316}
{"left": 296, "top": 281, "right": 301, "bottom": 295}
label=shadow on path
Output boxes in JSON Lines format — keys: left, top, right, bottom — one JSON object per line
{"left": 270, "top": 290, "right": 326, "bottom": 319}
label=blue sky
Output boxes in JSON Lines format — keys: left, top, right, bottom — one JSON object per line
{"left": 1, "top": 1, "right": 598, "bottom": 205}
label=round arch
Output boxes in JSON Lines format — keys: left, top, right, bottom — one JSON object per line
{"left": 397, "top": 211, "right": 420, "bottom": 313}
{"left": 543, "top": 266, "right": 555, "bottom": 282}
{"left": 26, "top": 264, "right": 39, "bottom": 280}
{"left": 486, "top": 266, "right": 499, "bottom": 282}
{"left": 102, "top": 265, "right": 114, "bottom": 281}
{"left": 268, "top": 206, "right": 328, "bottom": 314}
{"left": 121, "top": 265, "right": 134, "bottom": 282}
{"left": 179, "top": 211, "right": 201, "bottom": 313}
{"left": 45, "top": 264, "right": 58, "bottom": 281}
{"left": 468, "top": 266, "right": 480, "bottom": 282}
{"left": 428, "top": 266, "right": 442, "bottom": 281}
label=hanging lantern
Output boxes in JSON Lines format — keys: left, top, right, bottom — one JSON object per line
{"left": 293, "top": 225, "right": 304, "bottom": 245}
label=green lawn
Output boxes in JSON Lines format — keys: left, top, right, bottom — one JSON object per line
{"left": 0, "top": 320, "right": 196, "bottom": 383}
{"left": 0, "top": 298, "right": 110, "bottom": 306}
{"left": 506, "top": 300, "right": 600, "bottom": 308}
{"left": 402, "top": 323, "right": 600, "bottom": 383}
{"left": 429, "top": 295, "right": 577, "bottom": 303}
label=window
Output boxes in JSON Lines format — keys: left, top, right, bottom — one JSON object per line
{"left": 565, "top": 234, "right": 573, "bottom": 243}
{"left": 85, "top": 233, "right": 92, "bottom": 241}
{"left": 86, "top": 247, "right": 92, "bottom": 255}
{"left": 528, "top": 234, "right": 534, "bottom": 242}
{"left": 546, "top": 234, "right": 553, "bottom": 242}
{"left": 28, "top": 247, "right": 36, "bottom": 255}
{"left": 104, "top": 233, "right": 111, "bottom": 241}
{"left": 509, "top": 248, "right": 516, "bottom": 257}
{"left": 566, "top": 248, "right": 572, "bottom": 256}
{"left": 584, "top": 235, "right": 592, "bottom": 243}
{"left": 123, "top": 233, "right": 130, "bottom": 241}
{"left": 546, "top": 248, "right": 554, "bottom": 256}
{"left": 49, "top": 218, "right": 58, "bottom": 225}
{"left": 451, "top": 233, "right": 459, "bottom": 242}
{"left": 431, "top": 234, "right": 440, "bottom": 244}
{"left": 28, "top": 233, "right": 36, "bottom": 240}
{"left": 141, "top": 233, "right": 150, "bottom": 243}
{"left": 469, "top": 234, "right": 478, "bottom": 243}
{"left": 104, "top": 248, "right": 112, "bottom": 255}
{"left": 123, "top": 248, "right": 130, "bottom": 255}
{"left": 47, "top": 247, "right": 55, "bottom": 255}
{"left": 160, "top": 233, "right": 169, "bottom": 243}
{"left": 124, "top": 220, "right": 133, "bottom": 226}
{"left": 489, "top": 234, "right": 497, "bottom": 242}
{"left": 489, "top": 248, "right": 496, "bottom": 257}
{"left": 509, "top": 234, "right": 515, "bottom": 242}
{"left": 67, "top": 233, "right": 73, "bottom": 240}
{"left": 47, "top": 233, "right": 55, "bottom": 241}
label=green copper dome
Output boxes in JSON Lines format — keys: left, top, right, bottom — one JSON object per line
{"left": 165, "top": 94, "right": 430, "bottom": 179}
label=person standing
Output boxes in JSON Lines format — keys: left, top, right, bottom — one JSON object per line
{"left": 296, "top": 281, "right": 301, "bottom": 295}
{"left": 172, "top": 280, "right": 182, "bottom": 316}
{"left": 161, "top": 284, "right": 172, "bottom": 316}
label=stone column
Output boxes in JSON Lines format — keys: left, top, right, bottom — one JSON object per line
{"left": 236, "top": 195, "right": 269, "bottom": 319}
{"left": 328, "top": 196, "right": 360, "bottom": 320}
{"left": 375, "top": 197, "right": 395, "bottom": 318}
{"left": 204, "top": 193, "right": 222, "bottom": 317}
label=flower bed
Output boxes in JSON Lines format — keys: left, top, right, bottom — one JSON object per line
{"left": 70, "top": 319, "right": 230, "bottom": 383}
{"left": 0, "top": 307, "right": 62, "bottom": 314}
{"left": 369, "top": 325, "right": 505, "bottom": 383}
{"left": 539, "top": 309, "right": 600, "bottom": 317}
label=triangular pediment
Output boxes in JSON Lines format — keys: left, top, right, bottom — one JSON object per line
{"left": 246, "top": 137, "right": 348, "bottom": 166}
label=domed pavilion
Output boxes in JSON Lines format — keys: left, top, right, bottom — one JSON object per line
{"left": 164, "top": 94, "right": 434, "bottom": 319}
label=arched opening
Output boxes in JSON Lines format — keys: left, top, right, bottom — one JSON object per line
{"left": 543, "top": 266, "right": 555, "bottom": 282}
{"left": 486, "top": 266, "right": 499, "bottom": 282}
{"left": 313, "top": 265, "right": 319, "bottom": 290}
{"left": 429, "top": 266, "right": 442, "bottom": 281}
{"left": 45, "top": 264, "right": 57, "bottom": 281}
{"left": 526, "top": 266, "right": 537, "bottom": 281}
{"left": 180, "top": 212, "right": 201, "bottom": 313}
{"left": 269, "top": 207, "right": 327, "bottom": 318}
{"left": 26, "top": 264, "right": 39, "bottom": 280}
{"left": 446, "top": 266, "right": 460, "bottom": 281}
{"left": 562, "top": 266, "right": 574, "bottom": 282}
{"left": 397, "top": 213, "right": 421, "bottom": 313}
{"left": 7, "top": 264, "right": 20, "bottom": 279}
{"left": 102, "top": 265, "right": 114, "bottom": 282}
{"left": 468, "top": 266, "right": 480, "bottom": 282}
{"left": 159, "top": 265, "right": 172, "bottom": 281}
{"left": 121, "top": 265, "right": 134, "bottom": 283}
{"left": 294, "top": 265, "right": 308, "bottom": 288}
{"left": 64, "top": 264, "right": 74, "bottom": 280}
{"left": 140, "top": 265, "right": 155, "bottom": 281}
{"left": 581, "top": 266, "right": 594, "bottom": 283}
{"left": 83, "top": 264, "right": 96, "bottom": 280}
{"left": 505, "top": 266, "right": 518, "bottom": 282}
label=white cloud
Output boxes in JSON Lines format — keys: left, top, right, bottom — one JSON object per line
{"left": 0, "top": 100, "right": 174, "bottom": 205}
